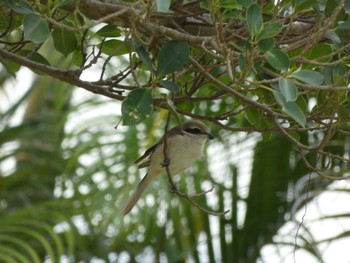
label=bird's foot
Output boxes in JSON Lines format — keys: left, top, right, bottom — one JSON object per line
{"left": 170, "top": 185, "right": 178, "bottom": 193}
{"left": 162, "top": 159, "right": 170, "bottom": 167}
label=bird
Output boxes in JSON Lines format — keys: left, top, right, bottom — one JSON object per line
{"left": 123, "top": 119, "right": 214, "bottom": 216}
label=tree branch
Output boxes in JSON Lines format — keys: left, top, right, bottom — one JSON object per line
{"left": 0, "top": 48, "right": 124, "bottom": 100}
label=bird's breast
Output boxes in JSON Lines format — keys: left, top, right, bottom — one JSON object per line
{"left": 149, "top": 135, "right": 206, "bottom": 176}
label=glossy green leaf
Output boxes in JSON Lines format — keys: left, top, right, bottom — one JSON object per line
{"left": 95, "top": 25, "right": 121, "bottom": 38}
{"left": 99, "top": 39, "right": 128, "bottom": 56}
{"left": 291, "top": 70, "right": 324, "bottom": 85}
{"left": 159, "top": 80, "right": 181, "bottom": 93}
{"left": 258, "top": 22, "right": 283, "bottom": 40}
{"left": 132, "top": 39, "right": 155, "bottom": 73}
{"left": 266, "top": 49, "right": 290, "bottom": 71}
{"left": 52, "top": 28, "right": 78, "bottom": 56}
{"left": 273, "top": 90, "right": 306, "bottom": 127}
{"left": 157, "top": 40, "right": 189, "bottom": 77}
{"left": 156, "top": 0, "right": 171, "bottom": 12}
{"left": 279, "top": 77, "right": 298, "bottom": 102}
{"left": 6, "top": 0, "right": 34, "bottom": 14}
{"left": 258, "top": 38, "right": 275, "bottom": 52}
{"left": 23, "top": 14, "right": 50, "bottom": 44}
{"left": 121, "top": 89, "right": 153, "bottom": 125}
{"left": 247, "top": 3, "right": 263, "bottom": 38}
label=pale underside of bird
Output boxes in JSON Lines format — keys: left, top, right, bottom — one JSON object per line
{"left": 123, "top": 120, "right": 214, "bottom": 216}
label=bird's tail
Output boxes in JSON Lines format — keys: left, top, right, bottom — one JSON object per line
{"left": 123, "top": 173, "right": 152, "bottom": 216}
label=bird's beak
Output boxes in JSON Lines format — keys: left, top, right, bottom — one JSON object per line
{"left": 207, "top": 133, "right": 214, "bottom": 140}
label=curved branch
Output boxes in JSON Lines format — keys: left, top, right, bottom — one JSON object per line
{"left": 0, "top": 48, "right": 124, "bottom": 100}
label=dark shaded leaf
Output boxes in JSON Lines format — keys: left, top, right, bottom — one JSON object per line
{"left": 247, "top": 3, "right": 263, "bottom": 38}
{"left": 95, "top": 25, "right": 121, "bottom": 38}
{"left": 121, "top": 89, "right": 153, "bottom": 125}
{"left": 52, "top": 28, "right": 78, "bottom": 56}
{"left": 99, "top": 39, "right": 128, "bottom": 56}
{"left": 258, "top": 22, "right": 283, "bottom": 40}
{"left": 258, "top": 38, "right": 275, "bottom": 52}
{"left": 132, "top": 39, "right": 155, "bottom": 73}
{"left": 157, "top": 40, "right": 189, "bottom": 77}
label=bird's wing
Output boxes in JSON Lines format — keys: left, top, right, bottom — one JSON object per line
{"left": 134, "top": 126, "right": 185, "bottom": 169}
{"left": 134, "top": 143, "right": 158, "bottom": 168}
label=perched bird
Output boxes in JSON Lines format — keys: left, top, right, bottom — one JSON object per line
{"left": 123, "top": 120, "right": 214, "bottom": 215}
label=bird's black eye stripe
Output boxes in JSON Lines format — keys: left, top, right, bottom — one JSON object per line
{"left": 185, "top": 127, "right": 202, "bottom": 134}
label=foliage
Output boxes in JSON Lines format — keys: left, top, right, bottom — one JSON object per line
{"left": 1, "top": 0, "right": 350, "bottom": 262}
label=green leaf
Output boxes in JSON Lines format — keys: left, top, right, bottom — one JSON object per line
{"left": 247, "top": 3, "right": 263, "bottom": 38}
{"left": 121, "top": 89, "right": 153, "bottom": 125}
{"left": 99, "top": 39, "right": 128, "bottom": 56}
{"left": 258, "top": 38, "right": 275, "bottom": 52}
{"left": 237, "top": 0, "right": 254, "bottom": 7}
{"left": 295, "top": 0, "right": 319, "bottom": 12}
{"left": 6, "top": 0, "right": 34, "bottom": 14}
{"left": 157, "top": 40, "right": 189, "bottom": 77}
{"left": 132, "top": 39, "right": 155, "bottom": 73}
{"left": 159, "top": 80, "right": 181, "bottom": 94}
{"left": 17, "top": 50, "right": 50, "bottom": 74}
{"left": 346, "top": 0, "right": 350, "bottom": 13}
{"left": 156, "top": 0, "right": 171, "bottom": 13}
{"left": 18, "top": 50, "right": 50, "bottom": 66}
{"left": 291, "top": 70, "right": 324, "bottom": 85}
{"left": 95, "top": 25, "right": 121, "bottom": 38}
{"left": 278, "top": 77, "right": 298, "bottom": 102}
{"left": 245, "top": 107, "right": 259, "bottom": 125}
{"left": 54, "top": 0, "right": 72, "bottom": 8}
{"left": 0, "top": 57, "right": 21, "bottom": 73}
{"left": 166, "top": 98, "right": 182, "bottom": 126}
{"left": 23, "top": 14, "right": 50, "bottom": 44}
{"left": 266, "top": 49, "right": 290, "bottom": 71}
{"left": 258, "top": 22, "right": 283, "bottom": 40}
{"left": 52, "top": 28, "right": 78, "bottom": 56}
{"left": 306, "top": 43, "right": 332, "bottom": 62}
{"left": 323, "top": 31, "right": 341, "bottom": 44}
{"left": 325, "top": 0, "right": 337, "bottom": 17}
{"left": 239, "top": 53, "right": 246, "bottom": 71}
{"left": 273, "top": 90, "right": 306, "bottom": 127}
{"left": 177, "top": 100, "right": 194, "bottom": 112}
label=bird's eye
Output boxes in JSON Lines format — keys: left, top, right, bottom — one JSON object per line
{"left": 185, "top": 127, "right": 202, "bottom": 134}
